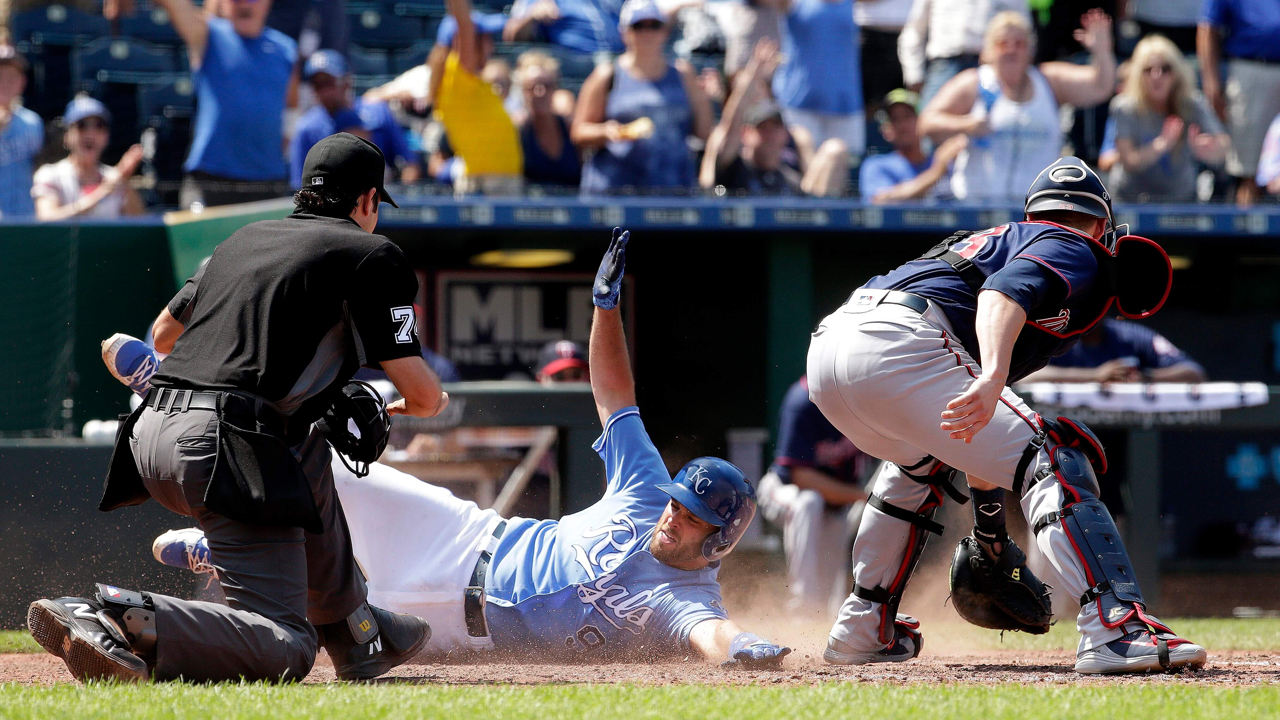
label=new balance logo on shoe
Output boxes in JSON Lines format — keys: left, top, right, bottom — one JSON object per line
{"left": 67, "top": 603, "right": 96, "bottom": 620}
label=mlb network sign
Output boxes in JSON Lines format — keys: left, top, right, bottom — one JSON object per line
{"left": 435, "top": 272, "right": 634, "bottom": 380}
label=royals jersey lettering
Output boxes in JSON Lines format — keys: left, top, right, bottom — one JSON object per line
{"left": 483, "top": 408, "right": 727, "bottom": 658}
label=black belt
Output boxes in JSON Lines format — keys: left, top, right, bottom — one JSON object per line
{"left": 464, "top": 520, "right": 507, "bottom": 638}
{"left": 146, "top": 387, "right": 220, "bottom": 413}
{"left": 880, "top": 290, "right": 930, "bottom": 314}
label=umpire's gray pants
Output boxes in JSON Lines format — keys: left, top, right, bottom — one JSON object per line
{"left": 129, "top": 406, "right": 368, "bottom": 682}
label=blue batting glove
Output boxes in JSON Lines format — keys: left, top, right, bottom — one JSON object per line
{"left": 101, "top": 333, "right": 159, "bottom": 396}
{"left": 593, "top": 227, "right": 629, "bottom": 310}
{"left": 723, "top": 632, "right": 792, "bottom": 669}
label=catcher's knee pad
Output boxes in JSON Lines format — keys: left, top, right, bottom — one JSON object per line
{"left": 94, "top": 584, "right": 157, "bottom": 658}
{"left": 1027, "top": 444, "right": 1166, "bottom": 633}
{"left": 855, "top": 459, "right": 967, "bottom": 644}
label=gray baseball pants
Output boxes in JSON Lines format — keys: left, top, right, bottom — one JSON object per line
{"left": 129, "top": 406, "right": 367, "bottom": 682}
{"left": 807, "top": 289, "right": 1128, "bottom": 656}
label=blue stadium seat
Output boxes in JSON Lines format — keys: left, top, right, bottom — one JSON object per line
{"left": 137, "top": 76, "right": 196, "bottom": 187}
{"left": 347, "top": 7, "right": 426, "bottom": 49}
{"left": 390, "top": 40, "right": 433, "bottom": 73}
{"left": 121, "top": 7, "right": 182, "bottom": 46}
{"left": 10, "top": 5, "right": 110, "bottom": 46}
{"left": 347, "top": 43, "right": 392, "bottom": 75}
{"left": 72, "top": 36, "right": 177, "bottom": 85}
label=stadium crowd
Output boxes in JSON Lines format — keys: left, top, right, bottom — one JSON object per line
{"left": 1, "top": 0, "right": 1279, "bottom": 215}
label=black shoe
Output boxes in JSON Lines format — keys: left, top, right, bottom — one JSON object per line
{"left": 27, "top": 597, "right": 149, "bottom": 683}
{"left": 318, "top": 604, "right": 430, "bottom": 681}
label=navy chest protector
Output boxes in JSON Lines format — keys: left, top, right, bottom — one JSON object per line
{"left": 919, "top": 229, "right": 1173, "bottom": 338}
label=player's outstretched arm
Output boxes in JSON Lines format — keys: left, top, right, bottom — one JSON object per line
{"left": 589, "top": 228, "right": 635, "bottom": 427}
{"left": 689, "top": 619, "right": 791, "bottom": 669}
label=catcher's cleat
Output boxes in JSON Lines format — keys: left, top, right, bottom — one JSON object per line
{"left": 153, "top": 528, "right": 216, "bottom": 577}
{"left": 824, "top": 614, "right": 923, "bottom": 665}
{"left": 1075, "top": 628, "right": 1207, "bottom": 675}
{"left": 27, "top": 597, "right": 149, "bottom": 683}
{"left": 318, "top": 604, "right": 430, "bottom": 681}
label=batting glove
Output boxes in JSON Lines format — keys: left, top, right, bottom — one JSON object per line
{"left": 593, "top": 227, "right": 629, "bottom": 310}
{"left": 722, "top": 632, "right": 792, "bottom": 669}
{"left": 102, "top": 333, "right": 159, "bottom": 396}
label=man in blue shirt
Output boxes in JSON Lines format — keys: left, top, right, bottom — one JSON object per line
{"left": 1197, "top": 0, "right": 1280, "bottom": 205}
{"left": 1023, "top": 317, "right": 1206, "bottom": 384}
{"left": 151, "top": 0, "right": 297, "bottom": 208}
{"left": 859, "top": 89, "right": 965, "bottom": 203}
{"left": 504, "top": 0, "right": 625, "bottom": 55}
{"left": 290, "top": 51, "right": 420, "bottom": 190}
{"left": 0, "top": 45, "right": 43, "bottom": 217}
{"left": 154, "top": 229, "right": 792, "bottom": 668}
{"left": 757, "top": 376, "right": 870, "bottom": 616}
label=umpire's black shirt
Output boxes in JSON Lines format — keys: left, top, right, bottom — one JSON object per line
{"left": 154, "top": 213, "right": 421, "bottom": 428}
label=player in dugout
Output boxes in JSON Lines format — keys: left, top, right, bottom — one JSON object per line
{"left": 127, "top": 229, "right": 793, "bottom": 667}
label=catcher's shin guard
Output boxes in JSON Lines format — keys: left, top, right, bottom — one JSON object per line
{"left": 854, "top": 459, "right": 962, "bottom": 644}
{"left": 1025, "top": 433, "right": 1166, "bottom": 634}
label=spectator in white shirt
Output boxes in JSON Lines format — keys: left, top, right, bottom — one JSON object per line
{"left": 897, "top": 0, "right": 1029, "bottom": 107}
{"left": 32, "top": 97, "right": 144, "bottom": 221}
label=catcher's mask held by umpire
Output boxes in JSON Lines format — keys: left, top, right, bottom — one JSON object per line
{"left": 656, "top": 458, "right": 757, "bottom": 562}
{"left": 317, "top": 380, "right": 392, "bottom": 477}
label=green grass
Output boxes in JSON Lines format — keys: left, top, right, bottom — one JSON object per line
{"left": 935, "top": 617, "right": 1280, "bottom": 652}
{"left": 0, "top": 683, "right": 1277, "bottom": 720}
{"left": 0, "top": 632, "right": 40, "bottom": 654}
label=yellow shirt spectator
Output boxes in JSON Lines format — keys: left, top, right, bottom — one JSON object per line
{"left": 435, "top": 52, "right": 523, "bottom": 177}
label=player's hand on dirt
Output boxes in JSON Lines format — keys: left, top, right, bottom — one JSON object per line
{"left": 1092, "top": 359, "right": 1141, "bottom": 383}
{"left": 593, "top": 227, "right": 629, "bottom": 310}
{"left": 941, "top": 374, "right": 1004, "bottom": 442}
{"left": 723, "top": 633, "right": 791, "bottom": 669}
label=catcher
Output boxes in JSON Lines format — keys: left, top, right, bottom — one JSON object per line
{"left": 117, "top": 230, "right": 793, "bottom": 667}
{"left": 808, "top": 157, "right": 1207, "bottom": 674}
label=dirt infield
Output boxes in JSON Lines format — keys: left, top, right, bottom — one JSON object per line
{"left": 1, "top": 650, "right": 1274, "bottom": 687}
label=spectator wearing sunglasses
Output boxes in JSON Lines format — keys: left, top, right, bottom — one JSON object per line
{"left": 0, "top": 44, "right": 42, "bottom": 218}
{"left": 1108, "top": 34, "right": 1228, "bottom": 203}
{"left": 148, "top": 0, "right": 298, "bottom": 208}
{"left": 572, "top": 0, "right": 713, "bottom": 194}
{"left": 33, "top": 97, "right": 144, "bottom": 220}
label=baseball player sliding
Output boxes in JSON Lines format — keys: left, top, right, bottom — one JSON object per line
{"left": 112, "top": 229, "right": 792, "bottom": 667}
{"left": 809, "top": 157, "right": 1207, "bottom": 674}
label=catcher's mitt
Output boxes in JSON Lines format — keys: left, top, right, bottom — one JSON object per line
{"left": 949, "top": 535, "right": 1053, "bottom": 634}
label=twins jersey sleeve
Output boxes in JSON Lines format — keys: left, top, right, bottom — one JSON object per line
{"left": 983, "top": 232, "right": 1098, "bottom": 315}
{"left": 166, "top": 261, "right": 208, "bottom": 324}
{"left": 346, "top": 242, "right": 422, "bottom": 366}
{"left": 592, "top": 406, "right": 674, "bottom": 498}
{"left": 1109, "top": 320, "right": 1203, "bottom": 372}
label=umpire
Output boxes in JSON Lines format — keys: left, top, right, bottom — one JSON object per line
{"left": 28, "top": 133, "right": 449, "bottom": 684}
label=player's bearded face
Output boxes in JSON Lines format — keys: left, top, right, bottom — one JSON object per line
{"left": 650, "top": 500, "right": 716, "bottom": 567}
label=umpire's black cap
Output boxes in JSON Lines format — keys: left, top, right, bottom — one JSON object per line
{"left": 302, "top": 132, "right": 398, "bottom": 207}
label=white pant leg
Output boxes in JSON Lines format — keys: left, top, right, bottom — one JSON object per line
{"left": 759, "top": 471, "right": 842, "bottom": 614}
{"left": 332, "top": 459, "right": 502, "bottom": 656}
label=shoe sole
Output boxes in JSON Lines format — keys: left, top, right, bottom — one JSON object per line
{"left": 1075, "top": 646, "right": 1208, "bottom": 675}
{"left": 336, "top": 622, "right": 432, "bottom": 681}
{"left": 27, "top": 601, "right": 148, "bottom": 683}
{"left": 823, "top": 633, "right": 923, "bottom": 666}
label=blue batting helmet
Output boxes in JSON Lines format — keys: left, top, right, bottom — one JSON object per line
{"left": 656, "top": 457, "right": 757, "bottom": 562}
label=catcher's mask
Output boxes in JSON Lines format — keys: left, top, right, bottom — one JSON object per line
{"left": 317, "top": 380, "right": 391, "bottom": 477}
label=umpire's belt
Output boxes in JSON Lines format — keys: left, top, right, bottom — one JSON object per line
{"left": 464, "top": 520, "right": 507, "bottom": 638}
{"left": 146, "top": 387, "right": 289, "bottom": 438}
{"left": 846, "top": 288, "right": 930, "bottom": 315}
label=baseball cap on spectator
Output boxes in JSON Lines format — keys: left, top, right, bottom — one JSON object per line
{"left": 304, "top": 50, "right": 349, "bottom": 81}
{"left": 876, "top": 88, "right": 919, "bottom": 123}
{"left": 0, "top": 43, "right": 27, "bottom": 72}
{"left": 437, "top": 12, "right": 508, "bottom": 47}
{"left": 302, "top": 132, "right": 398, "bottom": 206}
{"left": 536, "top": 340, "right": 589, "bottom": 381}
{"left": 64, "top": 96, "right": 111, "bottom": 125}
{"left": 745, "top": 101, "right": 783, "bottom": 127}
{"left": 619, "top": 0, "right": 667, "bottom": 30}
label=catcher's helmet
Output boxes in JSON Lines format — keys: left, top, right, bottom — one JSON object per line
{"left": 656, "top": 457, "right": 757, "bottom": 562}
{"left": 1025, "top": 156, "right": 1121, "bottom": 249}
{"left": 317, "top": 380, "right": 391, "bottom": 477}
